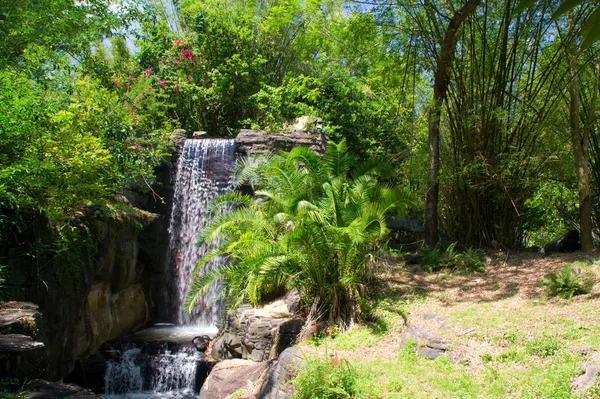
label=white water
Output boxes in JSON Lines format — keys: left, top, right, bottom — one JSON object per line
{"left": 102, "top": 139, "right": 235, "bottom": 398}
{"left": 168, "top": 139, "right": 235, "bottom": 325}
{"left": 103, "top": 344, "right": 202, "bottom": 399}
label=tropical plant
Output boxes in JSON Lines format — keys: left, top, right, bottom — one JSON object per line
{"left": 290, "top": 354, "right": 359, "bottom": 399}
{"left": 185, "top": 140, "right": 411, "bottom": 327}
{"left": 542, "top": 265, "right": 595, "bottom": 299}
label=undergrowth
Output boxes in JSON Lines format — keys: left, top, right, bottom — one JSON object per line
{"left": 291, "top": 354, "right": 360, "bottom": 399}
{"left": 420, "top": 243, "right": 485, "bottom": 273}
{"left": 542, "top": 265, "right": 595, "bottom": 299}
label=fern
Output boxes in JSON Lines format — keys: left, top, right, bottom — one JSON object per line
{"left": 542, "top": 266, "right": 595, "bottom": 299}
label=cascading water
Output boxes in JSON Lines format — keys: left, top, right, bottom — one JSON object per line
{"left": 168, "top": 139, "right": 235, "bottom": 325}
{"left": 101, "top": 139, "right": 235, "bottom": 398}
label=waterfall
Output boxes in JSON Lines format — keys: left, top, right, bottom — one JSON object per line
{"left": 103, "top": 343, "right": 204, "bottom": 399}
{"left": 168, "top": 138, "right": 236, "bottom": 325}
{"left": 101, "top": 139, "right": 234, "bottom": 398}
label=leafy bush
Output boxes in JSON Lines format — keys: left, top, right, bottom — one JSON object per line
{"left": 419, "top": 243, "right": 485, "bottom": 273}
{"left": 291, "top": 355, "right": 359, "bottom": 399}
{"left": 542, "top": 265, "right": 595, "bottom": 299}
{"left": 185, "top": 140, "right": 411, "bottom": 326}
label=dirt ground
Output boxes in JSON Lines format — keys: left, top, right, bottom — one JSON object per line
{"left": 334, "top": 251, "right": 600, "bottom": 362}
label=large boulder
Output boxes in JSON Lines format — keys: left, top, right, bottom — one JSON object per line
{"left": 198, "top": 359, "right": 269, "bottom": 399}
{"left": 72, "top": 283, "right": 147, "bottom": 359}
{"left": 257, "top": 347, "right": 301, "bottom": 399}
{"left": 211, "top": 299, "right": 303, "bottom": 362}
{"left": 235, "top": 129, "right": 327, "bottom": 157}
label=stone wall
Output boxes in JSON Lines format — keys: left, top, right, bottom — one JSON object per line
{"left": 0, "top": 212, "right": 156, "bottom": 379}
{"left": 235, "top": 129, "right": 327, "bottom": 157}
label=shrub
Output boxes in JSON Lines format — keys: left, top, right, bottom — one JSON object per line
{"left": 419, "top": 243, "right": 485, "bottom": 273}
{"left": 541, "top": 265, "right": 595, "bottom": 299}
{"left": 291, "top": 355, "right": 359, "bottom": 399}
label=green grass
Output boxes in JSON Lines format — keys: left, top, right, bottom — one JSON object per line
{"left": 291, "top": 257, "right": 600, "bottom": 398}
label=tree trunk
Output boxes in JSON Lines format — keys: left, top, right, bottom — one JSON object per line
{"left": 425, "top": 0, "right": 481, "bottom": 247}
{"left": 567, "top": 13, "right": 593, "bottom": 251}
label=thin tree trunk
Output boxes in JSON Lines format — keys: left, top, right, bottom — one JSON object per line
{"left": 425, "top": 0, "right": 481, "bottom": 247}
{"left": 567, "top": 13, "right": 593, "bottom": 251}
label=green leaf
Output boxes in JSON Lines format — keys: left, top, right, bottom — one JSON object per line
{"left": 551, "top": 0, "right": 586, "bottom": 19}
{"left": 513, "top": 0, "right": 536, "bottom": 15}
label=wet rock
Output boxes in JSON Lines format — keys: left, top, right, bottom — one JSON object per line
{"left": 24, "top": 379, "right": 100, "bottom": 398}
{"left": 0, "top": 334, "right": 46, "bottom": 380}
{"left": 199, "top": 359, "right": 268, "bottom": 399}
{"left": 193, "top": 335, "right": 211, "bottom": 351}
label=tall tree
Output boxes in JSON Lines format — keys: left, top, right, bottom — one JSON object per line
{"left": 425, "top": 0, "right": 481, "bottom": 247}
{"left": 566, "top": 13, "right": 594, "bottom": 251}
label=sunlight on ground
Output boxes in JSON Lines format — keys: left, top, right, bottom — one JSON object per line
{"left": 299, "top": 252, "right": 600, "bottom": 398}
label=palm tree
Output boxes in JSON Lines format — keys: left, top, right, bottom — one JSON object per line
{"left": 185, "top": 140, "right": 410, "bottom": 327}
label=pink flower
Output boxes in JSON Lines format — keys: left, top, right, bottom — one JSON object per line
{"left": 125, "top": 82, "right": 130, "bottom": 90}
{"left": 144, "top": 68, "right": 152, "bottom": 77}
{"left": 128, "top": 107, "right": 136, "bottom": 114}
{"left": 173, "top": 59, "right": 180, "bottom": 65}
{"left": 172, "top": 85, "right": 179, "bottom": 92}
{"left": 158, "top": 79, "right": 165, "bottom": 88}
{"left": 113, "top": 80, "right": 120, "bottom": 86}
{"left": 133, "top": 142, "right": 139, "bottom": 149}
{"left": 181, "top": 49, "right": 194, "bottom": 61}
{"left": 171, "top": 39, "right": 184, "bottom": 46}
{"left": 133, "top": 117, "right": 139, "bottom": 123}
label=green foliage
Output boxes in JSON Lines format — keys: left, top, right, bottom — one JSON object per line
{"left": 542, "top": 265, "right": 595, "bottom": 299}
{"left": 290, "top": 354, "right": 359, "bottom": 399}
{"left": 186, "top": 140, "right": 411, "bottom": 326}
{"left": 0, "top": 379, "right": 25, "bottom": 399}
{"left": 419, "top": 244, "right": 485, "bottom": 273}
{"left": 0, "top": 40, "right": 173, "bottom": 236}
{"left": 523, "top": 181, "right": 578, "bottom": 247}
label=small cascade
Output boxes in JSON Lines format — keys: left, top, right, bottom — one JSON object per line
{"left": 102, "top": 341, "right": 209, "bottom": 399}
{"left": 168, "top": 139, "right": 236, "bottom": 325}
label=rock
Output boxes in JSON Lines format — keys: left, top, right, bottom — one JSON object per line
{"left": 170, "top": 129, "right": 187, "bottom": 142}
{"left": 235, "top": 129, "right": 327, "bottom": 157}
{"left": 193, "top": 334, "right": 211, "bottom": 351}
{"left": 0, "top": 334, "right": 46, "bottom": 380}
{"left": 385, "top": 215, "right": 424, "bottom": 251}
{"left": 199, "top": 359, "right": 268, "bottom": 399}
{"left": 24, "top": 379, "right": 101, "bottom": 399}
{"left": 401, "top": 322, "right": 451, "bottom": 360}
{"left": 0, "top": 301, "right": 40, "bottom": 336}
{"left": 257, "top": 347, "right": 301, "bottom": 399}
{"left": 212, "top": 300, "right": 303, "bottom": 362}
{"left": 283, "top": 289, "right": 301, "bottom": 315}
{"left": 72, "top": 283, "right": 147, "bottom": 360}
{"left": 385, "top": 215, "right": 424, "bottom": 233}
{"left": 573, "top": 352, "right": 600, "bottom": 394}
{"left": 193, "top": 131, "right": 208, "bottom": 138}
